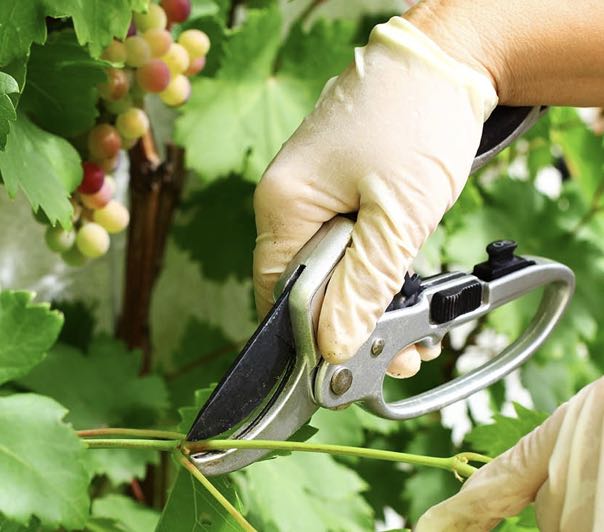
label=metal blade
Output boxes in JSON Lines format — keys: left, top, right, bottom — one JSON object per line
{"left": 186, "top": 267, "right": 303, "bottom": 441}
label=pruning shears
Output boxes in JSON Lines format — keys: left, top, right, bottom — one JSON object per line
{"left": 186, "top": 106, "right": 575, "bottom": 476}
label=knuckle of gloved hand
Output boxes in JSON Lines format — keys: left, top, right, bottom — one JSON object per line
{"left": 254, "top": 165, "right": 301, "bottom": 215}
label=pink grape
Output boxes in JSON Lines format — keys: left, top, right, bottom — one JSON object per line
{"left": 88, "top": 124, "right": 122, "bottom": 160}
{"left": 161, "top": 0, "right": 191, "bottom": 23}
{"left": 79, "top": 161, "right": 105, "bottom": 194}
{"left": 93, "top": 200, "right": 130, "bottom": 234}
{"left": 134, "top": 4, "right": 168, "bottom": 32}
{"left": 80, "top": 180, "right": 113, "bottom": 209}
{"left": 104, "top": 176, "right": 117, "bottom": 196}
{"left": 76, "top": 223, "right": 110, "bottom": 258}
{"left": 62, "top": 246, "right": 88, "bottom": 267}
{"left": 159, "top": 74, "right": 191, "bottom": 106}
{"left": 98, "top": 68, "right": 130, "bottom": 101}
{"left": 136, "top": 59, "right": 171, "bottom": 93}
{"left": 102, "top": 40, "right": 127, "bottom": 63}
{"left": 178, "top": 29, "right": 210, "bottom": 59}
{"left": 116, "top": 108, "right": 150, "bottom": 139}
{"left": 143, "top": 28, "right": 173, "bottom": 57}
{"left": 161, "top": 43, "right": 189, "bottom": 75}
{"left": 125, "top": 36, "right": 152, "bottom": 67}
{"left": 185, "top": 56, "right": 205, "bottom": 76}
{"left": 45, "top": 227, "right": 76, "bottom": 253}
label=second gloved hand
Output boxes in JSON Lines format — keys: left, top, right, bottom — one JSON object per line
{"left": 253, "top": 16, "right": 498, "bottom": 373}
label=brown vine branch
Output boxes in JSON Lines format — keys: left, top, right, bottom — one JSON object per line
{"left": 117, "top": 133, "right": 186, "bottom": 374}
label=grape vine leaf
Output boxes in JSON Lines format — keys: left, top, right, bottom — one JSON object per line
{"left": 175, "top": 7, "right": 355, "bottom": 181}
{"left": 550, "top": 107, "right": 604, "bottom": 204}
{"left": 0, "top": 72, "right": 19, "bottom": 150}
{"left": 86, "top": 449, "right": 159, "bottom": 486}
{"left": 166, "top": 318, "right": 237, "bottom": 411}
{"left": 465, "top": 403, "right": 548, "bottom": 457}
{"left": 156, "top": 467, "right": 244, "bottom": 532}
{"left": 21, "top": 30, "right": 106, "bottom": 137}
{"left": 0, "top": 516, "right": 48, "bottom": 532}
{"left": 0, "top": 394, "right": 90, "bottom": 529}
{"left": 0, "top": 114, "right": 78, "bottom": 228}
{"left": 0, "top": 291, "right": 63, "bottom": 386}
{"left": 20, "top": 335, "right": 168, "bottom": 429}
{"left": 172, "top": 175, "right": 256, "bottom": 282}
{"left": 91, "top": 495, "right": 160, "bottom": 532}
{"left": 0, "top": 0, "right": 148, "bottom": 66}
{"left": 240, "top": 453, "right": 373, "bottom": 531}
{"left": 177, "top": 387, "right": 214, "bottom": 433}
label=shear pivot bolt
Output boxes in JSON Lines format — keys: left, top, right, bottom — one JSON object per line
{"left": 371, "top": 338, "right": 385, "bottom": 356}
{"left": 331, "top": 368, "right": 353, "bottom": 395}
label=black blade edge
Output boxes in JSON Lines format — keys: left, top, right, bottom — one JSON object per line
{"left": 186, "top": 266, "right": 304, "bottom": 441}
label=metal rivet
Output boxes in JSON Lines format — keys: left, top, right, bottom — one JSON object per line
{"left": 330, "top": 368, "right": 353, "bottom": 395}
{"left": 371, "top": 338, "right": 385, "bottom": 357}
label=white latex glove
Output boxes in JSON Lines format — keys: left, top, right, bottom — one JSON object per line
{"left": 416, "top": 376, "right": 604, "bottom": 531}
{"left": 253, "top": 16, "right": 497, "bottom": 374}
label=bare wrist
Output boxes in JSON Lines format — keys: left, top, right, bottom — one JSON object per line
{"left": 404, "top": 0, "right": 509, "bottom": 99}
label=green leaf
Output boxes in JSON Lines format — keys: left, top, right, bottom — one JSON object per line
{"left": 0, "top": 291, "right": 63, "bottom": 386}
{"left": 177, "top": 387, "right": 214, "bottom": 433}
{"left": 400, "top": 424, "right": 459, "bottom": 524}
{"left": 157, "top": 468, "right": 243, "bottom": 532}
{"left": 175, "top": 9, "right": 354, "bottom": 181}
{"left": 92, "top": 495, "right": 160, "bottom": 532}
{"left": 0, "top": 113, "right": 78, "bottom": 227}
{"left": 550, "top": 107, "right": 604, "bottom": 203}
{"left": 0, "top": 2, "right": 47, "bottom": 66}
{"left": 86, "top": 449, "right": 158, "bottom": 486}
{"left": 0, "top": 394, "right": 90, "bottom": 529}
{"left": 48, "top": 0, "right": 148, "bottom": 57}
{"left": 0, "top": 0, "right": 146, "bottom": 66}
{"left": 0, "top": 72, "right": 19, "bottom": 150}
{"left": 466, "top": 403, "right": 548, "bottom": 457}
{"left": 172, "top": 176, "right": 256, "bottom": 282}
{"left": 241, "top": 453, "right": 373, "bottom": 531}
{"left": 166, "top": 318, "right": 238, "bottom": 411}
{"left": 20, "top": 335, "right": 168, "bottom": 429}
{"left": 21, "top": 30, "right": 106, "bottom": 136}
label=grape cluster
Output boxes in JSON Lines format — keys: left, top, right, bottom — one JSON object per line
{"left": 40, "top": 0, "right": 209, "bottom": 266}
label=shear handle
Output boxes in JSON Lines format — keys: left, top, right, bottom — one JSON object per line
{"left": 314, "top": 258, "right": 575, "bottom": 419}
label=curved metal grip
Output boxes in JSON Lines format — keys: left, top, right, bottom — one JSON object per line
{"left": 314, "top": 259, "right": 574, "bottom": 419}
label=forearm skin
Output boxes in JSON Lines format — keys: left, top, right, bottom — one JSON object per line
{"left": 405, "top": 0, "right": 604, "bottom": 106}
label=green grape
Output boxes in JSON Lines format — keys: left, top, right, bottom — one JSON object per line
{"left": 161, "top": 43, "right": 189, "bottom": 75}
{"left": 93, "top": 200, "right": 130, "bottom": 234}
{"left": 116, "top": 108, "right": 150, "bottom": 140}
{"left": 45, "top": 226, "right": 76, "bottom": 253}
{"left": 143, "top": 28, "right": 173, "bottom": 57}
{"left": 88, "top": 124, "right": 122, "bottom": 160}
{"left": 125, "top": 36, "right": 152, "bottom": 67}
{"left": 104, "top": 94, "right": 134, "bottom": 115}
{"left": 178, "top": 29, "right": 210, "bottom": 59}
{"left": 134, "top": 3, "right": 168, "bottom": 32}
{"left": 159, "top": 74, "right": 191, "bottom": 106}
{"left": 101, "top": 40, "right": 127, "bottom": 63}
{"left": 76, "top": 223, "right": 110, "bottom": 258}
{"left": 136, "top": 59, "right": 171, "bottom": 93}
{"left": 62, "top": 246, "right": 88, "bottom": 267}
{"left": 98, "top": 68, "right": 130, "bottom": 101}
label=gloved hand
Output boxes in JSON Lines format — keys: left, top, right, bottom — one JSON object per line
{"left": 416, "top": 376, "right": 604, "bottom": 531}
{"left": 253, "top": 16, "right": 497, "bottom": 374}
